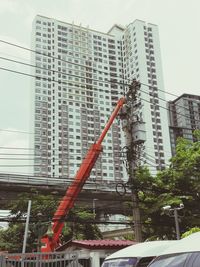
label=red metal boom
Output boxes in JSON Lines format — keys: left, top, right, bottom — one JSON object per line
{"left": 41, "top": 97, "right": 125, "bottom": 252}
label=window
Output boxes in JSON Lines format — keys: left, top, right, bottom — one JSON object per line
{"left": 149, "top": 253, "right": 200, "bottom": 267}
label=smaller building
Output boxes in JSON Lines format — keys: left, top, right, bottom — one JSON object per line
{"left": 0, "top": 210, "right": 10, "bottom": 229}
{"left": 168, "top": 94, "right": 200, "bottom": 155}
{"left": 57, "top": 239, "right": 137, "bottom": 267}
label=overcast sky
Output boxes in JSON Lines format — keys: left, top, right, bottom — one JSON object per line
{"left": 0, "top": 0, "right": 199, "bottom": 174}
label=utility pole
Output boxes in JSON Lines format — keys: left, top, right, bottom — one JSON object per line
{"left": 119, "top": 79, "right": 146, "bottom": 242}
{"left": 22, "top": 200, "right": 31, "bottom": 254}
{"left": 22, "top": 200, "right": 31, "bottom": 267}
{"left": 162, "top": 203, "right": 184, "bottom": 240}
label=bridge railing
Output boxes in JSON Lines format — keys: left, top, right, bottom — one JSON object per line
{"left": 0, "top": 251, "right": 91, "bottom": 267}
{"left": 0, "top": 173, "right": 126, "bottom": 193}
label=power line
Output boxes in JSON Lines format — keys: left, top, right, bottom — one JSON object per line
{"left": 1, "top": 38, "right": 197, "bottom": 103}
{"left": 0, "top": 146, "right": 120, "bottom": 154}
{"left": 0, "top": 155, "right": 122, "bottom": 160}
{"left": 0, "top": 153, "right": 35, "bottom": 156}
{"left": 0, "top": 61, "right": 199, "bottom": 127}
{"left": 1, "top": 42, "right": 199, "bottom": 173}
{"left": 0, "top": 39, "right": 192, "bottom": 100}
{"left": 1, "top": 54, "right": 199, "bottom": 131}
{"left": 139, "top": 89, "right": 200, "bottom": 124}
{"left": 2, "top": 38, "right": 200, "bottom": 124}
{"left": 0, "top": 143, "right": 173, "bottom": 158}
{"left": 0, "top": 132, "right": 196, "bottom": 171}
{"left": 0, "top": 48, "right": 192, "bottom": 104}
{"left": 140, "top": 82, "right": 178, "bottom": 99}
{"left": 2, "top": 37, "right": 198, "bottom": 110}
{"left": 0, "top": 65, "right": 126, "bottom": 106}
{"left": 0, "top": 150, "right": 163, "bottom": 168}
{"left": 0, "top": 128, "right": 33, "bottom": 135}
{"left": 0, "top": 39, "right": 124, "bottom": 79}
{"left": 0, "top": 55, "right": 124, "bottom": 87}
{"left": 0, "top": 146, "right": 33, "bottom": 150}
{"left": 0, "top": 218, "right": 135, "bottom": 225}
{"left": 0, "top": 149, "right": 124, "bottom": 162}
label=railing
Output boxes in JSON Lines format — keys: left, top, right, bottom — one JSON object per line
{"left": 0, "top": 251, "right": 91, "bottom": 267}
{"left": 0, "top": 173, "right": 126, "bottom": 193}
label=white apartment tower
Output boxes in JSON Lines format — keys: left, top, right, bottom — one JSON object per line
{"left": 120, "top": 20, "right": 172, "bottom": 171}
{"left": 31, "top": 15, "right": 171, "bottom": 179}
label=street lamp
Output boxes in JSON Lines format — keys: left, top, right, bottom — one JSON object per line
{"left": 93, "top": 199, "right": 98, "bottom": 217}
{"left": 36, "top": 212, "right": 43, "bottom": 252}
{"left": 162, "top": 203, "right": 184, "bottom": 240}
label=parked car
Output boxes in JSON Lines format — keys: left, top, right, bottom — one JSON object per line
{"left": 101, "top": 240, "right": 176, "bottom": 267}
{"left": 147, "top": 232, "right": 200, "bottom": 267}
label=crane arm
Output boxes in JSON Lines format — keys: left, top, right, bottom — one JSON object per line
{"left": 41, "top": 97, "right": 125, "bottom": 252}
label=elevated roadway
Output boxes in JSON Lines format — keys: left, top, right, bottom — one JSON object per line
{"left": 0, "top": 173, "right": 131, "bottom": 215}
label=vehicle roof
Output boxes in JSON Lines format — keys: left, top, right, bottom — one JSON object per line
{"left": 105, "top": 240, "right": 176, "bottom": 260}
{"left": 157, "top": 232, "right": 200, "bottom": 256}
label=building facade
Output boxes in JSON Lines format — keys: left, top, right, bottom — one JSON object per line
{"left": 119, "top": 20, "right": 171, "bottom": 172}
{"left": 168, "top": 94, "right": 200, "bottom": 155}
{"left": 31, "top": 15, "right": 171, "bottom": 180}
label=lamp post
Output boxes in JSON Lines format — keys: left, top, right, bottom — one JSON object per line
{"left": 93, "top": 199, "right": 98, "bottom": 217}
{"left": 36, "top": 212, "right": 43, "bottom": 252}
{"left": 22, "top": 200, "right": 32, "bottom": 254}
{"left": 162, "top": 203, "right": 184, "bottom": 240}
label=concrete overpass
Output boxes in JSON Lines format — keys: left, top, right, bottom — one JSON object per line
{"left": 0, "top": 173, "right": 131, "bottom": 216}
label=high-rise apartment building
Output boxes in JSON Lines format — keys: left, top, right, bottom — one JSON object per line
{"left": 31, "top": 15, "right": 171, "bottom": 179}
{"left": 168, "top": 94, "right": 200, "bottom": 155}
{"left": 119, "top": 20, "right": 171, "bottom": 171}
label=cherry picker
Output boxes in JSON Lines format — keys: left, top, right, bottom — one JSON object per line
{"left": 41, "top": 96, "right": 126, "bottom": 252}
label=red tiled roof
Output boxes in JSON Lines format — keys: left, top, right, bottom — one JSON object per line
{"left": 57, "top": 240, "right": 137, "bottom": 251}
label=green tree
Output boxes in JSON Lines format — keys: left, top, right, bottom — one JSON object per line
{"left": 126, "top": 131, "right": 200, "bottom": 241}
{"left": 130, "top": 166, "right": 182, "bottom": 240}
{"left": 139, "top": 131, "right": 200, "bottom": 240}
{"left": 0, "top": 191, "right": 101, "bottom": 252}
{"left": 181, "top": 227, "right": 200, "bottom": 238}
{"left": 168, "top": 131, "right": 200, "bottom": 233}
{"left": 62, "top": 206, "right": 102, "bottom": 241}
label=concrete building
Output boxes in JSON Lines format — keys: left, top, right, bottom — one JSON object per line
{"left": 57, "top": 240, "right": 136, "bottom": 267}
{"left": 31, "top": 15, "right": 125, "bottom": 181}
{"left": 168, "top": 93, "right": 200, "bottom": 155}
{"left": 118, "top": 20, "right": 171, "bottom": 171}
{"left": 0, "top": 210, "right": 9, "bottom": 229}
{"left": 31, "top": 15, "right": 171, "bottom": 180}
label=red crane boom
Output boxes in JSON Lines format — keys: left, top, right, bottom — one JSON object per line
{"left": 41, "top": 97, "right": 125, "bottom": 252}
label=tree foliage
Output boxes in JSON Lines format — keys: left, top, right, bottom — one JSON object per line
{"left": 127, "top": 131, "right": 200, "bottom": 240}
{"left": 1, "top": 132, "right": 200, "bottom": 251}
{"left": 181, "top": 227, "right": 200, "bottom": 238}
{"left": 0, "top": 191, "right": 101, "bottom": 252}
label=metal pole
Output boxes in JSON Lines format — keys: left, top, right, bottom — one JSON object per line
{"left": 118, "top": 80, "right": 144, "bottom": 242}
{"left": 174, "top": 209, "right": 180, "bottom": 240}
{"left": 22, "top": 200, "right": 32, "bottom": 253}
{"left": 93, "top": 199, "right": 98, "bottom": 217}
{"left": 131, "top": 188, "right": 142, "bottom": 242}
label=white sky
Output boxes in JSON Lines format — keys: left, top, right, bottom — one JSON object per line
{"left": 0, "top": 0, "right": 199, "bottom": 174}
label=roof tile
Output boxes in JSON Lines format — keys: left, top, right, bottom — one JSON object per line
{"left": 57, "top": 240, "right": 137, "bottom": 251}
